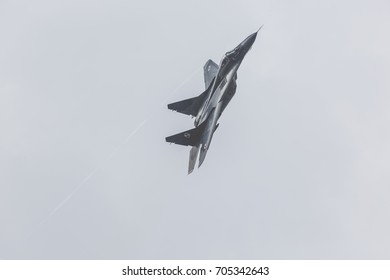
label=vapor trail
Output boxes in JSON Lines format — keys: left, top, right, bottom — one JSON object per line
{"left": 37, "top": 67, "right": 201, "bottom": 227}
{"left": 160, "top": 67, "right": 201, "bottom": 107}
{"left": 38, "top": 119, "right": 147, "bottom": 227}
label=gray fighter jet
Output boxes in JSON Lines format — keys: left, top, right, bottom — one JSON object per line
{"left": 166, "top": 28, "right": 261, "bottom": 174}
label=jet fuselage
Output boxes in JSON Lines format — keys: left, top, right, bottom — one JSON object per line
{"left": 166, "top": 28, "right": 260, "bottom": 173}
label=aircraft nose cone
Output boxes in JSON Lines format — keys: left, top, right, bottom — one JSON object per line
{"left": 238, "top": 26, "right": 262, "bottom": 57}
{"left": 242, "top": 26, "right": 262, "bottom": 49}
{"left": 244, "top": 32, "right": 257, "bottom": 48}
{"left": 225, "top": 27, "right": 263, "bottom": 62}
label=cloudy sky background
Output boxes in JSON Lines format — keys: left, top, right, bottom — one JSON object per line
{"left": 1, "top": 0, "right": 390, "bottom": 259}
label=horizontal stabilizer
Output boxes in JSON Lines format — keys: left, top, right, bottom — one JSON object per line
{"left": 166, "top": 122, "right": 207, "bottom": 147}
{"left": 167, "top": 78, "right": 214, "bottom": 117}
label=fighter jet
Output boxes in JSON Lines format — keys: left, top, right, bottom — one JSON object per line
{"left": 166, "top": 28, "right": 261, "bottom": 174}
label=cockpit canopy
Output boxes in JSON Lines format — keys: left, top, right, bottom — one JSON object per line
{"left": 220, "top": 55, "right": 230, "bottom": 69}
{"left": 225, "top": 49, "right": 236, "bottom": 57}
{"left": 225, "top": 45, "right": 241, "bottom": 60}
{"left": 220, "top": 45, "right": 241, "bottom": 70}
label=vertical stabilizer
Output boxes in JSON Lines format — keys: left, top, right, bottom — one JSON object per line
{"left": 188, "top": 146, "right": 200, "bottom": 174}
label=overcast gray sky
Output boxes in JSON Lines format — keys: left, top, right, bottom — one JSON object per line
{"left": 1, "top": 0, "right": 390, "bottom": 259}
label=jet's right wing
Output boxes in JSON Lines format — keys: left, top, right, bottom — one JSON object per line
{"left": 203, "top": 59, "right": 219, "bottom": 89}
{"left": 167, "top": 78, "right": 214, "bottom": 117}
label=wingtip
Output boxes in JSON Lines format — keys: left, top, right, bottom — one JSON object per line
{"left": 257, "top": 25, "right": 264, "bottom": 33}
